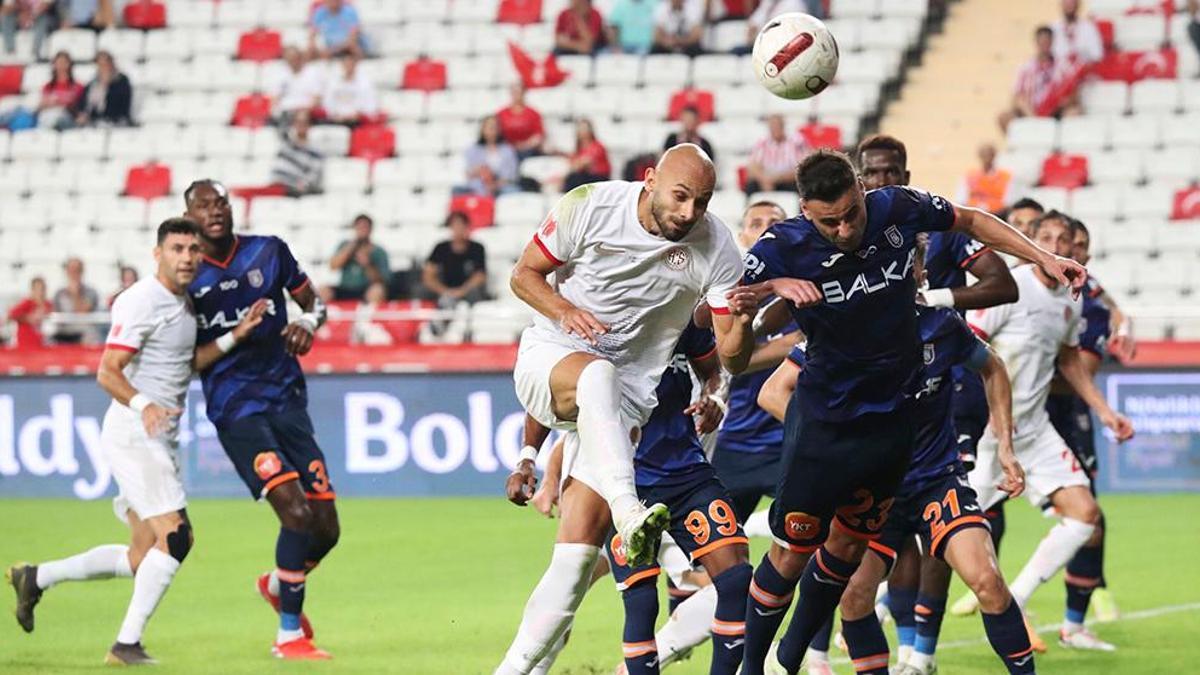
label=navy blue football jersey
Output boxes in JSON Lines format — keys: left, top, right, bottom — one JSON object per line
{"left": 1079, "top": 275, "right": 1111, "bottom": 358}
{"left": 716, "top": 320, "right": 799, "bottom": 456}
{"left": 634, "top": 322, "right": 716, "bottom": 487}
{"left": 903, "top": 306, "right": 990, "bottom": 492}
{"left": 743, "top": 185, "right": 956, "bottom": 422}
{"left": 189, "top": 235, "right": 311, "bottom": 427}
{"left": 924, "top": 230, "right": 988, "bottom": 293}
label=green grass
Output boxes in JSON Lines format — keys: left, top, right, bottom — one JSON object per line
{"left": 1, "top": 495, "right": 1198, "bottom": 674}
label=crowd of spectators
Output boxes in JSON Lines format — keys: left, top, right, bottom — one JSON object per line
{"left": 1, "top": 0, "right": 113, "bottom": 60}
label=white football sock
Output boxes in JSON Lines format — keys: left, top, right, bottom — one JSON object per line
{"left": 744, "top": 509, "right": 772, "bottom": 538}
{"left": 575, "top": 361, "right": 641, "bottom": 524}
{"left": 496, "top": 543, "right": 599, "bottom": 674}
{"left": 36, "top": 544, "right": 132, "bottom": 589}
{"left": 657, "top": 584, "right": 717, "bottom": 667}
{"left": 1009, "top": 518, "right": 1095, "bottom": 608}
{"left": 528, "top": 624, "right": 570, "bottom": 675}
{"left": 116, "top": 549, "right": 180, "bottom": 645}
{"left": 268, "top": 569, "right": 281, "bottom": 596}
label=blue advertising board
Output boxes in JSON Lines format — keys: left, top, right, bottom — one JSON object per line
{"left": 0, "top": 370, "right": 1196, "bottom": 500}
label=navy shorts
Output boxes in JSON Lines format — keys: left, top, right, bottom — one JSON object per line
{"left": 871, "top": 470, "right": 988, "bottom": 570}
{"left": 710, "top": 447, "right": 782, "bottom": 522}
{"left": 769, "top": 396, "right": 916, "bottom": 553}
{"left": 216, "top": 408, "right": 335, "bottom": 501}
{"left": 952, "top": 368, "right": 988, "bottom": 455}
{"left": 1046, "top": 393, "right": 1097, "bottom": 478}
{"left": 605, "top": 464, "right": 748, "bottom": 591}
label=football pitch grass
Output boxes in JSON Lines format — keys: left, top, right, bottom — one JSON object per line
{"left": 1, "top": 494, "right": 1197, "bottom": 674}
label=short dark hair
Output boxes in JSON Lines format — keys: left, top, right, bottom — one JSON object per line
{"left": 1010, "top": 197, "right": 1044, "bottom": 213}
{"left": 353, "top": 213, "right": 374, "bottom": 228}
{"left": 1031, "top": 209, "right": 1075, "bottom": 237}
{"left": 1035, "top": 25, "right": 1053, "bottom": 39}
{"left": 856, "top": 134, "right": 907, "bottom": 168}
{"left": 444, "top": 211, "right": 470, "bottom": 228}
{"left": 746, "top": 199, "right": 785, "bottom": 213}
{"left": 157, "top": 217, "right": 200, "bottom": 244}
{"left": 1070, "top": 217, "right": 1089, "bottom": 238}
{"left": 680, "top": 105, "right": 699, "bottom": 117}
{"left": 183, "top": 179, "right": 227, "bottom": 205}
{"left": 795, "top": 149, "right": 858, "bottom": 202}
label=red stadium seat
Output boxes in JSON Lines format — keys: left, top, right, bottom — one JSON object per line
{"left": 123, "top": 0, "right": 167, "bottom": 29}
{"left": 232, "top": 93, "right": 272, "bottom": 128}
{"left": 496, "top": 0, "right": 542, "bottom": 25}
{"left": 448, "top": 194, "right": 496, "bottom": 230}
{"left": 799, "top": 122, "right": 843, "bottom": 150}
{"left": 238, "top": 29, "right": 283, "bottom": 62}
{"left": 0, "top": 65, "right": 22, "bottom": 97}
{"left": 667, "top": 88, "right": 715, "bottom": 122}
{"left": 401, "top": 58, "right": 448, "bottom": 92}
{"left": 316, "top": 301, "right": 358, "bottom": 344}
{"left": 1040, "top": 153, "right": 1088, "bottom": 189}
{"left": 124, "top": 162, "right": 172, "bottom": 199}
{"left": 349, "top": 125, "right": 396, "bottom": 160}
{"left": 1171, "top": 186, "right": 1200, "bottom": 221}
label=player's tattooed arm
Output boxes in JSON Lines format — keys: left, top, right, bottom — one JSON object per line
{"left": 757, "top": 357, "right": 801, "bottom": 423}
{"left": 193, "top": 298, "right": 268, "bottom": 372}
{"left": 511, "top": 238, "right": 609, "bottom": 344}
{"left": 97, "top": 348, "right": 181, "bottom": 438}
{"left": 1057, "top": 345, "right": 1135, "bottom": 443}
{"left": 944, "top": 250, "right": 1018, "bottom": 311}
{"left": 950, "top": 205, "right": 1087, "bottom": 292}
{"left": 506, "top": 414, "right": 551, "bottom": 507}
{"left": 280, "top": 282, "right": 324, "bottom": 356}
{"left": 976, "top": 345, "right": 1024, "bottom": 497}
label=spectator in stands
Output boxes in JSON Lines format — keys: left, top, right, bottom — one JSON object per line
{"left": 606, "top": 0, "right": 655, "bottom": 54}
{"left": 462, "top": 115, "right": 521, "bottom": 196}
{"left": 563, "top": 118, "right": 611, "bottom": 191}
{"left": 320, "top": 52, "right": 378, "bottom": 126}
{"left": 60, "top": 0, "right": 113, "bottom": 31}
{"left": 742, "top": 0, "right": 822, "bottom": 53}
{"left": 652, "top": 0, "right": 704, "bottom": 57}
{"left": 554, "top": 0, "right": 605, "bottom": 55}
{"left": 1051, "top": 0, "right": 1103, "bottom": 65}
{"left": 663, "top": 105, "right": 714, "bottom": 162}
{"left": 956, "top": 143, "right": 1013, "bottom": 215}
{"left": 496, "top": 82, "right": 546, "bottom": 160}
{"left": 7, "top": 277, "right": 51, "bottom": 348}
{"left": 51, "top": 256, "right": 100, "bottom": 345}
{"left": 73, "top": 50, "right": 132, "bottom": 127}
{"left": 999, "top": 26, "right": 1081, "bottom": 131}
{"left": 422, "top": 211, "right": 489, "bottom": 309}
{"left": 310, "top": 0, "right": 369, "bottom": 59}
{"left": 38, "top": 51, "right": 84, "bottom": 130}
{"left": 105, "top": 265, "right": 137, "bottom": 307}
{"left": 330, "top": 213, "right": 392, "bottom": 301}
{"left": 744, "top": 113, "right": 806, "bottom": 194}
{"left": 0, "top": 0, "right": 56, "bottom": 59}
{"left": 1188, "top": 0, "right": 1200, "bottom": 65}
{"left": 270, "top": 110, "right": 324, "bottom": 196}
{"left": 267, "top": 46, "right": 326, "bottom": 126}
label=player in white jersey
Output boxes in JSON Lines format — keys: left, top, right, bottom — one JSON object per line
{"left": 966, "top": 212, "right": 1133, "bottom": 650}
{"left": 498, "top": 145, "right": 758, "bottom": 674}
{"left": 6, "top": 219, "right": 264, "bottom": 665}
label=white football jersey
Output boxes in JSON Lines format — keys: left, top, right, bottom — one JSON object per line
{"left": 525, "top": 180, "right": 743, "bottom": 424}
{"left": 968, "top": 265, "right": 1082, "bottom": 441}
{"left": 105, "top": 277, "right": 198, "bottom": 412}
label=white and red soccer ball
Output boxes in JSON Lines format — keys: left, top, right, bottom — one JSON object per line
{"left": 752, "top": 12, "right": 839, "bottom": 100}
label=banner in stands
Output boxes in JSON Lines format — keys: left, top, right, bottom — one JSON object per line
{"left": 0, "top": 371, "right": 1197, "bottom": 500}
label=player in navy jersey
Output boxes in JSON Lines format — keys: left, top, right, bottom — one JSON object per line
{"left": 736, "top": 150, "right": 1086, "bottom": 675}
{"left": 857, "top": 134, "right": 1022, "bottom": 668}
{"left": 183, "top": 180, "right": 337, "bottom": 660}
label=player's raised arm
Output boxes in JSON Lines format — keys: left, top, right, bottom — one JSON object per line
{"left": 926, "top": 248, "right": 1018, "bottom": 311}
{"left": 193, "top": 298, "right": 269, "bottom": 372}
{"left": 950, "top": 204, "right": 1087, "bottom": 292}
{"left": 1057, "top": 346, "right": 1134, "bottom": 443}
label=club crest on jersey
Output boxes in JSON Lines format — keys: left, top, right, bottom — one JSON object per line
{"left": 541, "top": 215, "right": 557, "bottom": 238}
{"left": 610, "top": 534, "right": 628, "bottom": 567}
{"left": 248, "top": 269, "right": 264, "bottom": 288}
{"left": 663, "top": 247, "right": 689, "bottom": 270}
{"left": 924, "top": 343, "right": 935, "bottom": 364}
{"left": 253, "top": 451, "right": 282, "bottom": 480}
{"left": 784, "top": 512, "right": 820, "bottom": 541}
{"left": 885, "top": 225, "right": 903, "bottom": 248}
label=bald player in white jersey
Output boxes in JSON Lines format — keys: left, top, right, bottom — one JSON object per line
{"left": 7, "top": 219, "right": 265, "bottom": 666}
{"left": 498, "top": 145, "right": 759, "bottom": 673}
{"left": 966, "top": 213, "right": 1133, "bottom": 648}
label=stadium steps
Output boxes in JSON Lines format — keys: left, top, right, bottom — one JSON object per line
{"left": 877, "top": 0, "right": 1057, "bottom": 195}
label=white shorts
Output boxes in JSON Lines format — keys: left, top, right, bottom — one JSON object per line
{"left": 102, "top": 404, "right": 187, "bottom": 524}
{"left": 969, "top": 422, "right": 1090, "bottom": 511}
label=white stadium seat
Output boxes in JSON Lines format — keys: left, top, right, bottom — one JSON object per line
{"left": 1006, "top": 117, "right": 1058, "bottom": 152}
{"left": 1144, "top": 146, "right": 1200, "bottom": 183}
{"left": 1162, "top": 112, "right": 1200, "bottom": 148}
{"left": 593, "top": 54, "right": 643, "bottom": 87}
{"left": 1057, "top": 116, "right": 1110, "bottom": 152}
{"left": 1109, "top": 114, "right": 1162, "bottom": 150}
{"left": 690, "top": 54, "right": 745, "bottom": 87}
{"left": 494, "top": 192, "right": 547, "bottom": 229}
{"left": 642, "top": 54, "right": 691, "bottom": 87}
{"left": 1130, "top": 80, "right": 1181, "bottom": 115}
{"left": 48, "top": 29, "right": 97, "bottom": 62}
{"left": 1113, "top": 15, "right": 1166, "bottom": 51}
{"left": 144, "top": 29, "right": 194, "bottom": 61}
{"left": 1079, "top": 81, "right": 1129, "bottom": 116}
{"left": 97, "top": 29, "right": 145, "bottom": 63}
{"left": 323, "top": 158, "right": 371, "bottom": 193}
{"left": 1084, "top": 149, "right": 1145, "bottom": 186}
{"left": 308, "top": 125, "right": 352, "bottom": 157}
{"left": 830, "top": 0, "right": 881, "bottom": 20}
{"left": 9, "top": 129, "right": 60, "bottom": 162}
{"left": 58, "top": 128, "right": 108, "bottom": 161}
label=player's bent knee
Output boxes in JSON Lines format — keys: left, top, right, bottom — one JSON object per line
{"left": 279, "top": 500, "right": 315, "bottom": 531}
{"left": 966, "top": 567, "right": 1010, "bottom": 613}
{"left": 575, "top": 360, "right": 619, "bottom": 407}
{"left": 165, "top": 522, "right": 193, "bottom": 563}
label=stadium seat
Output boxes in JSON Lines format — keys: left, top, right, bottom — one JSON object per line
{"left": 1162, "top": 112, "right": 1200, "bottom": 148}
{"left": 1171, "top": 186, "right": 1200, "bottom": 221}
{"left": 75, "top": 159, "right": 126, "bottom": 195}
{"left": 168, "top": 0, "right": 214, "bottom": 28}
{"left": 446, "top": 56, "right": 499, "bottom": 90}
{"left": 1040, "top": 153, "right": 1088, "bottom": 189}
{"left": 124, "top": 162, "right": 172, "bottom": 199}
{"left": 494, "top": 192, "right": 546, "bottom": 229}
{"left": 1057, "top": 116, "right": 1110, "bottom": 152}
{"left": 1130, "top": 79, "right": 1180, "bottom": 114}
{"left": 201, "top": 126, "right": 253, "bottom": 158}
{"left": 237, "top": 29, "right": 283, "bottom": 62}
{"left": 96, "top": 30, "right": 144, "bottom": 64}
{"left": 1079, "top": 81, "right": 1129, "bottom": 115}
{"left": 1109, "top": 114, "right": 1162, "bottom": 149}
{"left": 707, "top": 20, "right": 748, "bottom": 53}
{"left": 594, "top": 54, "right": 642, "bottom": 88}
{"left": 1085, "top": 149, "right": 1145, "bottom": 186}
{"left": 1069, "top": 186, "right": 1123, "bottom": 224}
{"left": 349, "top": 125, "right": 397, "bottom": 161}
{"left": 800, "top": 121, "right": 843, "bottom": 150}
{"left": 1113, "top": 14, "right": 1166, "bottom": 51}
{"left": 1145, "top": 147, "right": 1200, "bottom": 184}
{"left": 1026, "top": 186, "right": 1070, "bottom": 212}
{"left": 1121, "top": 183, "right": 1175, "bottom": 221}
{"left": 58, "top": 128, "right": 107, "bottom": 161}
{"left": 9, "top": 129, "right": 59, "bottom": 162}
{"left": 497, "top": 0, "right": 542, "bottom": 24}
{"left": 123, "top": 0, "right": 167, "bottom": 30}
{"left": 830, "top": 0, "right": 881, "bottom": 19}
{"left": 324, "top": 158, "right": 371, "bottom": 193}
{"left": 144, "top": 29, "right": 193, "bottom": 61}
{"left": 642, "top": 54, "right": 691, "bottom": 87}
{"left": 402, "top": 57, "right": 448, "bottom": 92}
{"left": 707, "top": 190, "right": 748, "bottom": 230}
{"left": 449, "top": 194, "right": 496, "bottom": 229}
{"left": 48, "top": 29, "right": 96, "bottom": 62}
{"left": 690, "top": 54, "right": 744, "bottom": 87}
{"left": 1007, "top": 117, "right": 1059, "bottom": 152}
{"left": 231, "top": 93, "right": 272, "bottom": 128}
{"left": 0, "top": 65, "right": 21, "bottom": 97}
{"left": 667, "top": 88, "right": 715, "bottom": 122}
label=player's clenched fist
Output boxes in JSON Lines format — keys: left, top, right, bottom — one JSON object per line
{"left": 281, "top": 321, "right": 314, "bottom": 356}
{"left": 724, "top": 287, "right": 760, "bottom": 318}
{"left": 558, "top": 307, "right": 608, "bottom": 345}
{"left": 506, "top": 460, "right": 538, "bottom": 507}
{"left": 763, "top": 277, "right": 823, "bottom": 308}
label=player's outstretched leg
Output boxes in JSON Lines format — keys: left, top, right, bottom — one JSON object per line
{"left": 1007, "top": 487, "right": 1098, "bottom": 611}
{"left": 8, "top": 543, "right": 134, "bottom": 633}
{"left": 1060, "top": 510, "right": 1114, "bottom": 651}
{"left": 265, "top": 481, "right": 330, "bottom": 660}
{"left": 257, "top": 497, "right": 339, "bottom": 640}
{"left": 106, "top": 510, "right": 193, "bottom": 666}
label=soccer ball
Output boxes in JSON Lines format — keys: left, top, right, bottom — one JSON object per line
{"left": 752, "top": 12, "right": 839, "bottom": 100}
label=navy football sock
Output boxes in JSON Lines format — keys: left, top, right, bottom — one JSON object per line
{"left": 841, "top": 614, "right": 890, "bottom": 674}
{"left": 982, "top": 599, "right": 1036, "bottom": 674}
{"left": 710, "top": 563, "right": 751, "bottom": 675}
{"left": 1064, "top": 541, "right": 1104, "bottom": 625}
{"left": 276, "top": 527, "right": 311, "bottom": 628}
{"left": 776, "top": 547, "right": 858, "bottom": 671}
{"left": 887, "top": 585, "right": 917, "bottom": 652}
{"left": 742, "top": 554, "right": 798, "bottom": 675}
{"left": 621, "top": 581, "right": 660, "bottom": 675}
{"left": 914, "top": 592, "right": 947, "bottom": 657}
{"left": 810, "top": 618, "right": 833, "bottom": 653}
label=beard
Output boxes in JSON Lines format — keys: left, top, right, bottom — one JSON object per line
{"left": 650, "top": 193, "right": 695, "bottom": 242}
